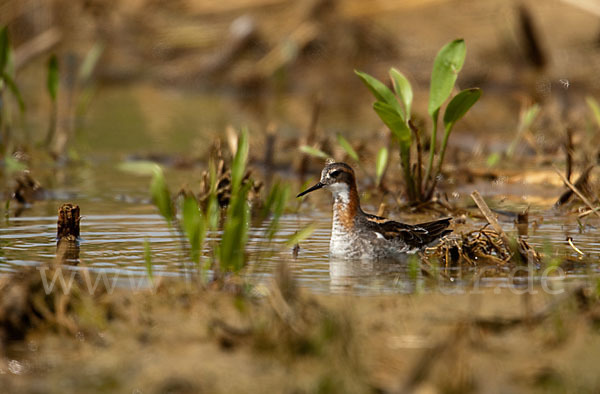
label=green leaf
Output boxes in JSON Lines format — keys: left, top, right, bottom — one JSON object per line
{"left": 434, "top": 89, "right": 481, "bottom": 194}
{"left": 78, "top": 43, "right": 104, "bottom": 83}
{"left": 428, "top": 39, "right": 466, "bottom": 116}
{"left": 47, "top": 54, "right": 59, "bottom": 102}
{"left": 2, "top": 72, "right": 24, "bottom": 111}
{"left": 182, "top": 196, "right": 205, "bottom": 267}
{"left": 374, "top": 101, "right": 414, "bottom": 199}
{"left": 389, "top": 68, "right": 413, "bottom": 120}
{"left": 486, "top": 152, "right": 500, "bottom": 167}
{"left": 144, "top": 239, "right": 153, "bottom": 280}
{"left": 299, "top": 145, "right": 329, "bottom": 159}
{"left": 261, "top": 182, "right": 290, "bottom": 240}
{"left": 586, "top": 96, "right": 600, "bottom": 128}
{"left": 336, "top": 134, "right": 359, "bottom": 161}
{"left": 355, "top": 69, "right": 404, "bottom": 120}
{"left": 375, "top": 147, "right": 389, "bottom": 186}
{"left": 231, "top": 127, "right": 249, "bottom": 195}
{"left": 4, "top": 156, "right": 27, "bottom": 174}
{"left": 286, "top": 223, "right": 317, "bottom": 246}
{"left": 150, "top": 166, "right": 174, "bottom": 224}
{"left": 206, "top": 160, "right": 220, "bottom": 230}
{"left": 116, "top": 160, "right": 159, "bottom": 176}
{"left": 219, "top": 182, "right": 251, "bottom": 273}
{"left": 407, "top": 254, "right": 420, "bottom": 281}
{"left": 0, "top": 27, "right": 8, "bottom": 73}
{"left": 507, "top": 103, "right": 540, "bottom": 158}
{"left": 520, "top": 103, "right": 540, "bottom": 131}
{"left": 443, "top": 88, "right": 481, "bottom": 130}
{"left": 373, "top": 101, "right": 411, "bottom": 149}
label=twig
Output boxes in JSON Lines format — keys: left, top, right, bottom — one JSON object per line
{"left": 555, "top": 165, "right": 594, "bottom": 207}
{"left": 553, "top": 165, "right": 600, "bottom": 219}
{"left": 567, "top": 237, "right": 584, "bottom": 256}
{"left": 578, "top": 207, "right": 600, "bottom": 218}
{"left": 470, "top": 191, "right": 511, "bottom": 251}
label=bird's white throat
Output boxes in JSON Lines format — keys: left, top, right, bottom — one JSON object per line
{"left": 328, "top": 182, "right": 350, "bottom": 206}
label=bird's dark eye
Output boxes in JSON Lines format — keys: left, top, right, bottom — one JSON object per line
{"left": 330, "top": 170, "right": 341, "bottom": 178}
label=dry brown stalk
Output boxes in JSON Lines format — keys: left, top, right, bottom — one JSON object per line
{"left": 470, "top": 191, "right": 511, "bottom": 251}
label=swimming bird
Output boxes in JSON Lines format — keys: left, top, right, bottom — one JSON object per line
{"left": 297, "top": 162, "right": 452, "bottom": 260}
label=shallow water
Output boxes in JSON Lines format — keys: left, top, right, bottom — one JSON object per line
{"left": 2, "top": 85, "right": 599, "bottom": 294}
{"left": 2, "top": 184, "right": 599, "bottom": 295}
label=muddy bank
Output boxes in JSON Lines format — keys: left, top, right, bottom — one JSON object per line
{"left": 1, "top": 266, "right": 599, "bottom": 393}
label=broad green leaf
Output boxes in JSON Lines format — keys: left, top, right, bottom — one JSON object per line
{"left": 428, "top": 39, "right": 466, "bottom": 116}
{"left": 443, "top": 88, "right": 481, "bottom": 130}
{"left": 47, "top": 54, "right": 59, "bottom": 101}
{"left": 300, "top": 145, "right": 329, "bottom": 159}
{"left": 286, "top": 223, "right": 317, "bottom": 246}
{"left": 373, "top": 101, "right": 411, "bottom": 149}
{"left": 150, "top": 166, "right": 174, "bottom": 224}
{"left": 336, "top": 134, "right": 359, "bottom": 161}
{"left": 2, "top": 72, "right": 24, "bottom": 111}
{"left": 0, "top": 27, "right": 8, "bottom": 73}
{"left": 375, "top": 147, "right": 388, "bottom": 186}
{"left": 144, "top": 239, "right": 153, "bottom": 280}
{"left": 355, "top": 69, "right": 404, "bottom": 120}
{"left": 389, "top": 68, "right": 413, "bottom": 120}
{"left": 586, "top": 96, "right": 600, "bottom": 128}
{"left": 231, "top": 127, "right": 249, "bottom": 194}
{"left": 117, "top": 160, "right": 160, "bottom": 176}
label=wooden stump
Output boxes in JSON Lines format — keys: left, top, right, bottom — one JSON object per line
{"left": 56, "top": 203, "right": 80, "bottom": 264}
{"left": 57, "top": 203, "right": 80, "bottom": 241}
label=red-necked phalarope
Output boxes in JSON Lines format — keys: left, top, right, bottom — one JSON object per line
{"left": 297, "top": 162, "right": 452, "bottom": 260}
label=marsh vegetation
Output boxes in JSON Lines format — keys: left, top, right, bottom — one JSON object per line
{"left": 2, "top": 0, "right": 600, "bottom": 392}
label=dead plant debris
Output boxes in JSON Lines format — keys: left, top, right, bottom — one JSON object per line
{"left": 425, "top": 225, "right": 541, "bottom": 268}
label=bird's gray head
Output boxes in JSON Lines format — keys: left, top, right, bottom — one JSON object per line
{"left": 296, "top": 162, "right": 356, "bottom": 198}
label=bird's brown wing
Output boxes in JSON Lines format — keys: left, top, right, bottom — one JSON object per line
{"left": 364, "top": 215, "right": 452, "bottom": 248}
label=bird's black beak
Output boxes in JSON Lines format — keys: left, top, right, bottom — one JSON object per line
{"left": 296, "top": 182, "right": 324, "bottom": 198}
